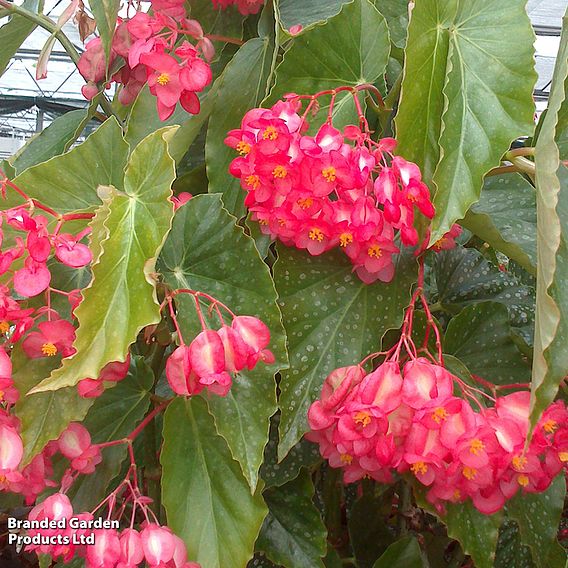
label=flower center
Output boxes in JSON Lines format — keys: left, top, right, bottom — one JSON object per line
{"left": 340, "top": 453, "right": 353, "bottom": 465}
{"left": 0, "top": 321, "right": 9, "bottom": 334}
{"left": 559, "top": 452, "right": 568, "bottom": 462}
{"left": 322, "top": 166, "right": 336, "bottom": 182}
{"left": 432, "top": 407, "right": 448, "bottom": 424}
{"left": 452, "top": 489, "right": 461, "bottom": 501}
{"left": 262, "top": 126, "right": 278, "bottom": 141}
{"left": 354, "top": 410, "right": 371, "bottom": 428}
{"left": 41, "top": 342, "right": 58, "bottom": 357}
{"left": 245, "top": 175, "right": 261, "bottom": 190}
{"left": 469, "top": 439, "right": 484, "bottom": 455}
{"left": 462, "top": 466, "right": 477, "bottom": 480}
{"left": 512, "top": 455, "right": 527, "bottom": 471}
{"left": 367, "top": 244, "right": 382, "bottom": 259}
{"left": 543, "top": 419, "right": 558, "bottom": 434}
{"left": 309, "top": 228, "right": 324, "bottom": 242}
{"left": 517, "top": 474, "right": 529, "bottom": 487}
{"left": 272, "top": 165, "right": 288, "bottom": 179}
{"left": 258, "top": 219, "right": 268, "bottom": 226}
{"left": 157, "top": 72, "right": 170, "bottom": 86}
{"left": 297, "top": 197, "right": 313, "bottom": 209}
{"left": 411, "top": 461, "right": 428, "bottom": 476}
{"left": 339, "top": 233, "right": 353, "bottom": 247}
{"left": 236, "top": 141, "right": 251, "bottom": 155}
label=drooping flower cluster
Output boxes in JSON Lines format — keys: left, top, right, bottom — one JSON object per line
{"left": 212, "top": 0, "right": 265, "bottom": 15}
{"left": 165, "top": 291, "right": 274, "bottom": 397}
{"left": 225, "top": 87, "right": 456, "bottom": 283}
{"left": 307, "top": 287, "right": 568, "bottom": 515}
{"left": 78, "top": 0, "right": 212, "bottom": 120}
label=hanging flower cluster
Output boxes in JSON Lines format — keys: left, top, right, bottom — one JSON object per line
{"left": 225, "top": 86, "right": 457, "bottom": 283}
{"left": 212, "top": 0, "right": 265, "bottom": 15}
{"left": 307, "top": 278, "right": 568, "bottom": 515}
{"left": 78, "top": 0, "right": 213, "bottom": 120}
{"left": 165, "top": 290, "right": 274, "bottom": 397}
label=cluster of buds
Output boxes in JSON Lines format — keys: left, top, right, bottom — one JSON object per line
{"left": 165, "top": 290, "right": 274, "bottom": 397}
{"left": 226, "top": 86, "right": 461, "bottom": 283}
{"left": 212, "top": 0, "right": 265, "bottom": 15}
{"left": 78, "top": 0, "right": 213, "bottom": 120}
{"left": 24, "top": 459, "right": 200, "bottom": 568}
{"left": 307, "top": 282, "right": 568, "bottom": 515}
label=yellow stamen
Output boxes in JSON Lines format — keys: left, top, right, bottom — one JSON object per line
{"left": 411, "top": 461, "right": 428, "bottom": 476}
{"left": 322, "top": 166, "right": 337, "bottom": 182}
{"left": 512, "top": 455, "right": 527, "bottom": 471}
{"left": 452, "top": 489, "right": 461, "bottom": 501}
{"left": 272, "top": 165, "right": 288, "bottom": 179}
{"left": 236, "top": 141, "right": 251, "bottom": 155}
{"left": 469, "top": 439, "right": 485, "bottom": 455}
{"left": 245, "top": 175, "right": 261, "bottom": 190}
{"left": 559, "top": 451, "right": 568, "bottom": 462}
{"left": 41, "top": 342, "right": 58, "bottom": 357}
{"left": 432, "top": 407, "right": 448, "bottom": 424}
{"left": 0, "top": 321, "right": 9, "bottom": 334}
{"left": 157, "top": 72, "right": 170, "bottom": 86}
{"left": 297, "top": 197, "right": 313, "bottom": 210}
{"left": 339, "top": 233, "right": 353, "bottom": 247}
{"left": 354, "top": 411, "right": 371, "bottom": 428}
{"left": 309, "top": 228, "right": 324, "bottom": 242}
{"left": 543, "top": 419, "right": 558, "bottom": 434}
{"left": 367, "top": 244, "right": 382, "bottom": 259}
{"left": 262, "top": 126, "right": 278, "bottom": 141}
{"left": 278, "top": 219, "right": 286, "bottom": 226}
{"left": 258, "top": 219, "right": 268, "bottom": 226}
{"left": 340, "top": 453, "right": 353, "bottom": 465}
{"left": 517, "top": 474, "right": 529, "bottom": 487}
{"left": 462, "top": 466, "right": 477, "bottom": 480}
{"left": 0, "top": 391, "right": 4, "bottom": 401}
{"left": 433, "top": 238, "right": 447, "bottom": 251}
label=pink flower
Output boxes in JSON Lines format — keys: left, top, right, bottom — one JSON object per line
{"left": 58, "top": 422, "right": 92, "bottom": 459}
{"left": 0, "top": 424, "right": 23, "bottom": 471}
{"left": 119, "top": 529, "right": 144, "bottom": 566}
{"left": 13, "top": 258, "right": 51, "bottom": 297}
{"left": 232, "top": 315, "right": 274, "bottom": 368}
{"left": 141, "top": 52, "right": 183, "bottom": 120}
{"left": 54, "top": 233, "right": 93, "bottom": 268}
{"left": 86, "top": 528, "right": 121, "bottom": 567}
{"left": 141, "top": 524, "right": 176, "bottom": 565}
{"left": 22, "top": 319, "right": 76, "bottom": 359}
{"left": 166, "top": 345, "right": 203, "bottom": 396}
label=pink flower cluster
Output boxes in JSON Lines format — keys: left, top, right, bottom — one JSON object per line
{"left": 26, "top": 493, "right": 200, "bottom": 568}
{"left": 78, "top": 0, "right": 212, "bottom": 120}
{"left": 212, "top": 0, "right": 265, "bottom": 15}
{"left": 226, "top": 96, "right": 438, "bottom": 284}
{"left": 307, "top": 358, "right": 568, "bottom": 515}
{"left": 166, "top": 305, "right": 274, "bottom": 397}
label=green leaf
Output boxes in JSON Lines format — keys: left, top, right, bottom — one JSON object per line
{"left": 374, "top": 0, "right": 408, "bottom": 49}
{"left": 257, "top": 471, "right": 327, "bottom": 567}
{"left": 531, "top": 10, "right": 568, "bottom": 429}
{"left": 162, "top": 397, "right": 268, "bottom": 568}
{"left": 395, "top": 0, "right": 536, "bottom": 242}
{"left": 444, "top": 302, "right": 530, "bottom": 385}
{"left": 187, "top": 0, "right": 243, "bottom": 39}
{"left": 268, "top": 0, "right": 390, "bottom": 129}
{"left": 274, "top": 247, "right": 416, "bottom": 459}
{"left": 444, "top": 502, "right": 503, "bottom": 568}
{"left": 461, "top": 174, "right": 537, "bottom": 274}
{"left": 434, "top": 246, "right": 535, "bottom": 346}
{"left": 494, "top": 521, "right": 535, "bottom": 568}
{"left": 372, "top": 536, "right": 424, "bottom": 568}
{"left": 90, "top": 0, "right": 120, "bottom": 63}
{"left": 275, "top": 0, "right": 349, "bottom": 31}
{"left": 13, "top": 346, "right": 93, "bottom": 465}
{"left": 64, "top": 357, "right": 153, "bottom": 511}
{"left": 11, "top": 109, "right": 89, "bottom": 175}
{"left": 31, "top": 128, "right": 177, "bottom": 393}
{"left": 0, "top": 0, "right": 39, "bottom": 75}
{"left": 11, "top": 117, "right": 129, "bottom": 213}
{"left": 206, "top": 37, "right": 274, "bottom": 218}
{"left": 158, "top": 194, "right": 287, "bottom": 489}
{"left": 506, "top": 474, "right": 567, "bottom": 568}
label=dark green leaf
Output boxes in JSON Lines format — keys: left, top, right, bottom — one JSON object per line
{"left": 374, "top": 0, "right": 408, "bottom": 48}
{"left": 494, "top": 521, "right": 534, "bottom": 568}
{"left": 275, "top": 0, "right": 349, "bottom": 31}
{"left": 161, "top": 397, "right": 268, "bottom": 568}
{"left": 372, "top": 536, "right": 424, "bottom": 568}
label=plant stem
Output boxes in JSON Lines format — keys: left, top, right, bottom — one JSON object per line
{"left": 323, "top": 466, "right": 343, "bottom": 547}
{"left": 397, "top": 480, "right": 412, "bottom": 536}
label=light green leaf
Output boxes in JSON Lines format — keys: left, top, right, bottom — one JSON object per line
{"left": 372, "top": 536, "right": 424, "bottom": 568}
{"left": 275, "top": 0, "right": 349, "bottom": 31}
{"left": 0, "top": 0, "right": 39, "bottom": 75}
{"left": 444, "top": 502, "right": 503, "bottom": 568}
{"left": 395, "top": 0, "right": 536, "bottom": 242}
{"left": 64, "top": 356, "right": 153, "bottom": 511}
{"left": 31, "top": 128, "right": 177, "bottom": 393}
{"left": 274, "top": 247, "right": 416, "bottom": 459}
{"left": 11, "top": 109, "right": 89, "bottom": 175}
{"left": 206, "top": 38, "right": 274, "bottom": 218}
{"left": 162, "top": 397, "right": 268, "bottom": 568}
{"left": 90, "top": 0, "right": 120, "bottom": 63}
{"left": 13, "top": 346, "right": 93, "bottom": 465}
{"left": 462, "top": 174, "right": 537, "bottom": 274}
{"left": 10, "top": 117, "right": 128, "bottom": 213}
{"left": 158, "top": 194, "right": 287, "bottom": 489}
{"left": 374, "top": 0, "right": 408, "bottom": 49}
{"left": 444, "top": 302, "right": 530, "bottom": 385}
{"left": 531, "top": 10, "right": 568, "bottom": 429}
{"left": 506, "top": 474, "right": 567, "bottom": 568}
{"left": 268, "top": 0, "right": 390, "bottom": 129}
{"left": 257, "top": 471, "right": 327, "bottom": 567}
